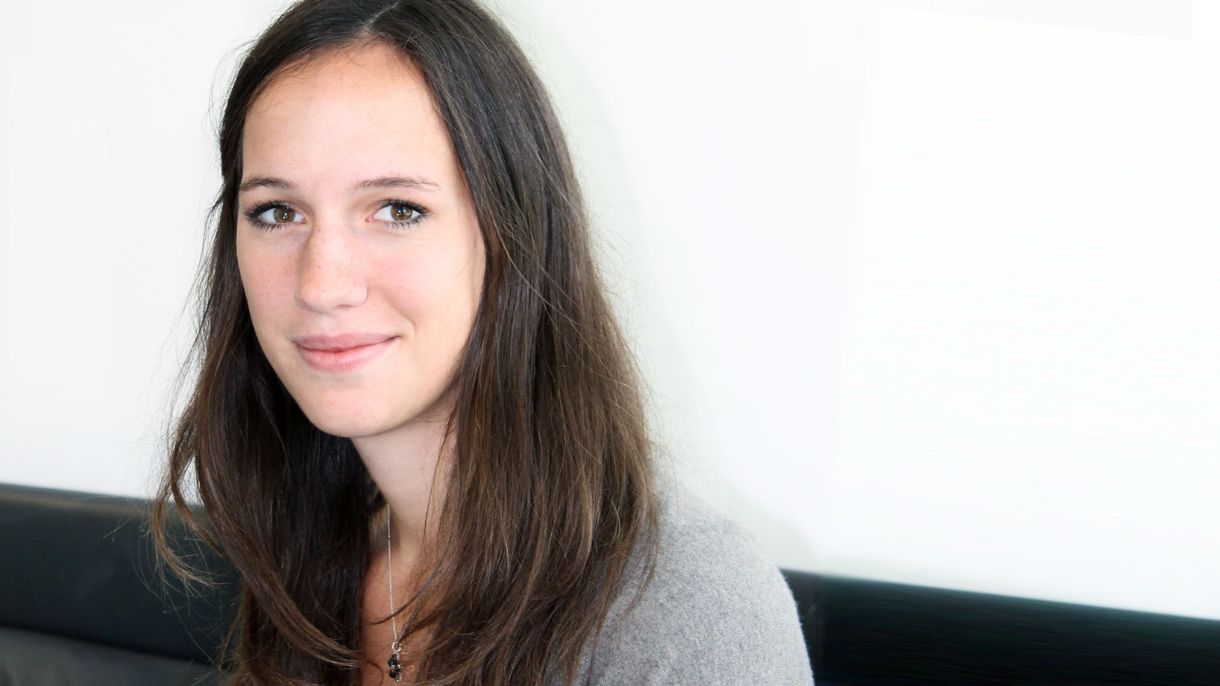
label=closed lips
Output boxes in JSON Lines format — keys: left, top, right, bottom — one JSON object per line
{"left": 294, "top": 333, "right": 395, "bottom": 350}
{"left": 294, "top": 334, "right": 397, "bottom": 372}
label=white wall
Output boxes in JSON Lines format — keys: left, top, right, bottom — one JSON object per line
{"left": 1, "top": 0, "right": 1216, "bottom": 620}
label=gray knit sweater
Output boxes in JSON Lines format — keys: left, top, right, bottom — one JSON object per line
{"left": 555, "top": 480, "right": 816, "bottom": 685}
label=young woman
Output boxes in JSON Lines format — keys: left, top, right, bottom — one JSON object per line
{"left": 153, "top": 1, "right": 814, "bottom": 684}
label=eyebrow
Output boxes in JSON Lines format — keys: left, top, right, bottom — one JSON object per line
{"left": 238, "top": 175, "right": 442, "bottom": 194}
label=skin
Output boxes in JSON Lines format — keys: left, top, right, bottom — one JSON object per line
{"left": 235, "top": 41, "right": 484, "bottom": 682}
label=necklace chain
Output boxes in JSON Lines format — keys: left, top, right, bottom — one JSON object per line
{"left": 385, "top": 505, "right": 403, "bottom": 682}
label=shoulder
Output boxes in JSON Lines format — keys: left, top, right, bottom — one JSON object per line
{"left": 578, "top": 479, "right": 815, "bottom": 686}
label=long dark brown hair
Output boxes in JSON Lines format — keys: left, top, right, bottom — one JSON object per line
{"left": 151, "top": 1, "right": 659, "bottom": 683}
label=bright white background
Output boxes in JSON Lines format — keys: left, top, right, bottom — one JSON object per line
{"left": 1, "top": 0, "right": 1216, "bottom": 620}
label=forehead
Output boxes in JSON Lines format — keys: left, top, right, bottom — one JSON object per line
{"left": 241, "top": 42, "right": 456, "bottom": 185}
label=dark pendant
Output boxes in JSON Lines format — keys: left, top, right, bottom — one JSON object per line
{"left": 388, "top": 653, "right": 402, "bottom": 682}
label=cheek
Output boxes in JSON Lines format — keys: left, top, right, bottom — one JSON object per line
{"left": 377, "top": 243, "right": 483, "bottom": 346}
{"left": 379, "top": 258, "right": 460, "bottom": 335}
{"left": 236, "top": 245, "right": 293, "bottom": 334}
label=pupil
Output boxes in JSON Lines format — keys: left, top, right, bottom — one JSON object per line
{"left": 394, "top": 205, "right": 408, "bottom": 220}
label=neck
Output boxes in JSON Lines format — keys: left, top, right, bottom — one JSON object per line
{"left": 353, "top": 413, "right": 453, "bottom": 560}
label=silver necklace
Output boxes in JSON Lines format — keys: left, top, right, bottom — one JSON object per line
{"left": 385, "top": 505, "right": 403, "bottom": 682}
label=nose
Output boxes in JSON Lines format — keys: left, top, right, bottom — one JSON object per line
{"left": 294, "top": 218, "right": 368, "bottom": 313}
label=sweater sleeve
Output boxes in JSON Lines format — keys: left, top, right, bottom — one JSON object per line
{"left": 578, "top": 488, "right": 815, "bottom": 686}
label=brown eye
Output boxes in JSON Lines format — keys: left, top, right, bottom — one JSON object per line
{"left": 372, "top": 201, "right": 425, "bottom": 228}
{"left": 249, "top": 203, "right": 304, "bottom": 227}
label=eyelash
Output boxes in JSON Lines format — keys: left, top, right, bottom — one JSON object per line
{"left": 242, "top": 200, "right": 428, "bottom": 232}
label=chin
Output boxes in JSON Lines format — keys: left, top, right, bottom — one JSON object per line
{"left": 307, "top": 419, "right": 367, "bottom": 439}
{"left": 290, "top": 398, "right": 388, "bottom": 439}
{"left": 285, "top": 377, "right": 457, "bottom": 440}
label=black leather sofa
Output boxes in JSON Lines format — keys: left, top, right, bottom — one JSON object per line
{"left": 2, "top": 482, "right": 1218, "bottom": 685}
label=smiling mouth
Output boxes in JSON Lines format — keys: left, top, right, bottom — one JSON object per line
{"left": 296, "top": 337, "right": 397, "bottom": 372}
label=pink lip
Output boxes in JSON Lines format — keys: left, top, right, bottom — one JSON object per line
{"left": 294, "top": 333, "right": 397, "bottom": 372}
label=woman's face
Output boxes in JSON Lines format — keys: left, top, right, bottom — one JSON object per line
{"left": 235, "top": 42, "right": 485, "bottom": 441}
